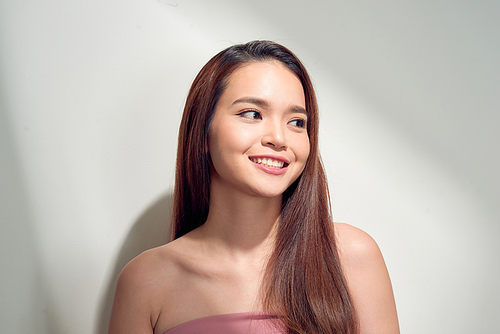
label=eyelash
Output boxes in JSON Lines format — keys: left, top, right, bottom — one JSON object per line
{"left": 289, "top": 118, "right": 307, "bottom": 128}
{"left": 237, "top": 110, "right": 307, "bottom": 128}
{"left": 237, "top": 110, "right": 262, "bottom": 120}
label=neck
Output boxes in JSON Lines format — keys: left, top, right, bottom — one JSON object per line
{"left": 195, "top": 184, "right": 282, "bottom": 258}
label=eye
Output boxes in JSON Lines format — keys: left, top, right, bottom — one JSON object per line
{"left": 237, "top": 110, "right": 262, "bottom": 120}
{"left": 289, "top": 118, "right": 307, "bottom": 128}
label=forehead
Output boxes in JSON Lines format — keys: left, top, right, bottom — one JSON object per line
{"left": 220, "top": 61, "right": 306, "bottom": 108}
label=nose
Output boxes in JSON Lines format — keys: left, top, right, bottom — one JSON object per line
{"left": 262, "top": 119, "right": 287, "bottom": 150}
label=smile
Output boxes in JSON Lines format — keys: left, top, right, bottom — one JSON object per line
{"left": 249, "top": 157, "right": 288, "bottom": 169}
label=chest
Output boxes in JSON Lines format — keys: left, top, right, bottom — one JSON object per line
{"left": 153, "top": 261, "right": 265, "bottom": 334}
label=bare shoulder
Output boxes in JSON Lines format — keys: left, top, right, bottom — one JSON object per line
{"left": 117, "top": 244, "right": 178, "bottom": 288}
{"left": 334, "top": 223, "right": 400, "bottom": 334}
{"left": 334, "top": 222, "right": 382, "bottom": 266}
{"left": 109, "top": 242, "right": 182, "bottom": 334}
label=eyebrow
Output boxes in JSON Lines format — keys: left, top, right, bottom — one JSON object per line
{"left": 232, "top": 97, "right": 269, "bottom": 108}
{"left": 231, "top": 97, "right": 307, "bottom": 116}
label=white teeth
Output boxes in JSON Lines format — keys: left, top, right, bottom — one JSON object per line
{"left": 250, "top": 157, "right": 285, "bottom": 169}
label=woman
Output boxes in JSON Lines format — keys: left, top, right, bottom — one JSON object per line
{"left": 109, "top": 40, "right": 399, "bottom": 334}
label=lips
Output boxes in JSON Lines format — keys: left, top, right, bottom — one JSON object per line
{"left": 248, "top": 155, "right": 290, "bottom": 175}
{"left": 249, "top": 157, "right": 288, "bottom": 169}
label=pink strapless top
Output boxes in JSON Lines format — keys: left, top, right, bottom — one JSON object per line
{"left": 163, "top": 312, "right": 286, "bottom": 334}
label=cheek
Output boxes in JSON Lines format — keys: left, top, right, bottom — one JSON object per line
{"left": 295, "top": 136, "right": 310, "bottom": 163}
{"left": 208, "top": 126, "right": 253, "bottom": 171}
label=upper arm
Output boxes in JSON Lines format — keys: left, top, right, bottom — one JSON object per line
{"left": 108, "top": 253, "right": 158, "bottom": 334}
{"left": 335, "top": 223, "right": 400, "bottom": 334}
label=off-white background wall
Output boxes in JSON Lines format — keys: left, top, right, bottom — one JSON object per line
{"left": 1, "top": 1, "right": 498, "bottom": 333}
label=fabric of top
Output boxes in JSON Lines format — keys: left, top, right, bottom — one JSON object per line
{"left": 163, "top": 312, "right": 287, "bottom": 334}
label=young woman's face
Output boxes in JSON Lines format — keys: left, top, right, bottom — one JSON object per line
{"left": 208, "top": 61, "right": 310, "bottom": 199}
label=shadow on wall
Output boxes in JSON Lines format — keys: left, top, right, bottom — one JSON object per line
{"left": 95, "top": 192, "right": 174, "bottom": 334}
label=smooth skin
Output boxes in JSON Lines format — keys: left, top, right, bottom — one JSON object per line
{"left": 109, "top": 61, "right": 399, "bottom": 334}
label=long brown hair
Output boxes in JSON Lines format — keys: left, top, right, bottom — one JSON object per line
{"left": 173, "top": 40, "right": 357, "bottom": 333}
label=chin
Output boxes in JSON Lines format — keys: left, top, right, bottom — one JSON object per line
{"left": 248, "top": 187, "right": 288, "bottom": 199}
